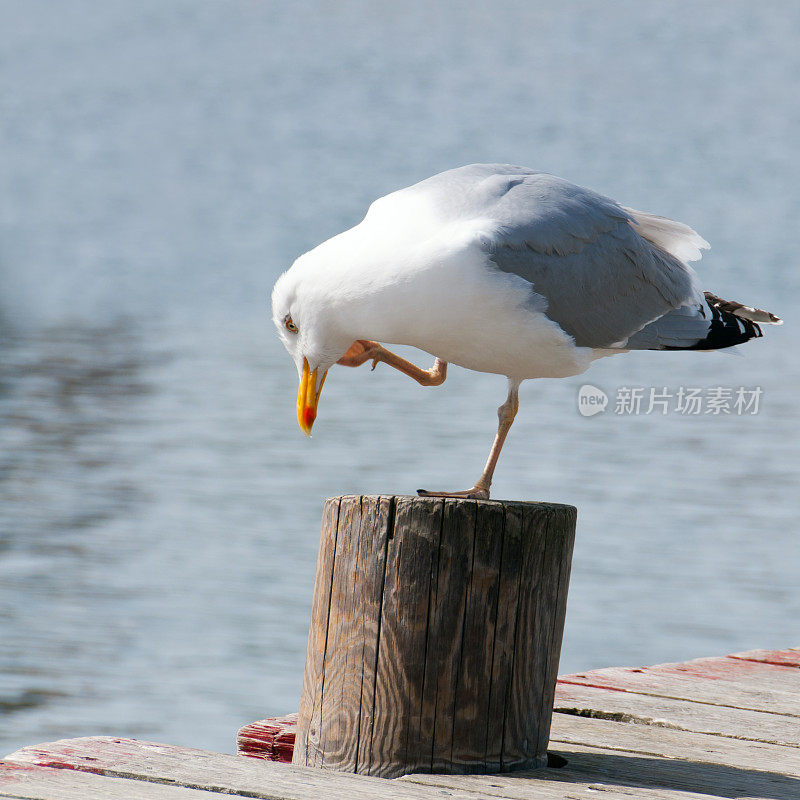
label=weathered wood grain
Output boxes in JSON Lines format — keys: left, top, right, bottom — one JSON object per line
{"left": 427, "top": 498, "right": 476, "bottom": 773}
{"left": 368, "top": 495, "right": 442, "bottom": 776}
{"left": 559, "top": 655, "right": 800, "bottom": 715}
{"left": 293, "top": 496, "right": 576, "bottom": 778}
{"left": 293, "top": 497, "right": 340, "bottom": 767}
{"left": 554, "top": 682, "right": 800, "bottom": 746}
{"left": 648, "top": 654, "right": 800, "bottom": 688}
{"left": 404, "top": 741, "right": 800, "bottom": 800}
{"left": 8, "top": 717, "right": 800, "bottom": 800}
{"left": 729, "top": 647, "right": 800, "bottom": 668}
{"left": 501, "top": 505, "right": 576, "bottom": 771}
{"left": 549, "top": 711, "right": 800, "bottom": 776}
{"left": 295, "top": 496, "right": 396, "bottom": 773}
{"left": 0, "top": 739, "right": 740, "bottom": 800}
{"left": 2, "top": 738, "right": 480, "bottom": 800}
{"left": 450, "top": 500, "right": 503, "bottom": 773}
{"left": 484, "top": 503, "right": 525, "bottom": 770}
{"left": 0, "top": 762, "right": 220, "bottom": 800}
{"left": 546, "top": 743, "right": 800, "bottom": 799}
{"left": 405, "top": 773, "right": 717, "bottom": 800}
{"left": 353, "top": 495, "right": 393, "bottom": 774}
{"left": 499, "top": 505, "right": 549, "bottom": 771}
{"left": 317, "top": 495, "right": 363, "bottom": 769}
{"left": 533, "top": 506, "right": 575, "bottom": 758}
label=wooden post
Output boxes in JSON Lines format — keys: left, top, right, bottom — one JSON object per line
{"left": 292, "top": 495, "right": 576, "bottom": 779}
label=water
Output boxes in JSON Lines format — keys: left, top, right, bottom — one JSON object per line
{"left": 1, "top": 0, "right": 798, "bottom": 755}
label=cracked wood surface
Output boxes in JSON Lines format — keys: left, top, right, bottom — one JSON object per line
{"left": 4, "top": 648, "right": 799, "bottom": 798}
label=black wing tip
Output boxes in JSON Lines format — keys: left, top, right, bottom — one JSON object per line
{"left": 665, "top": 293, "right": 773, "bottom": 351}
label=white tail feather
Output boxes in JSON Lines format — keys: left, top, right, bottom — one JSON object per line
{"left": 623, "top": 206, "right": 710, "bottom": 263}
{"left": 732, "top": 305, "right": 783, "bottom": 325}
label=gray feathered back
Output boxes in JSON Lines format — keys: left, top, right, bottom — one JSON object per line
{"left": 454, "top": 168, "right": 704, "bottom": 348}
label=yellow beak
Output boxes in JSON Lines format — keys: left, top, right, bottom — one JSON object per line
{"left": 297, "top": 358, "right": 327, "bottom": 436}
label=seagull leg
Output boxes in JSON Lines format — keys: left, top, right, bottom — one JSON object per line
{"left": 418, "top": 381, "right": 520, "bottom": 500}
{"left": 337, "top": 340, "right": 447, "bottom": 386}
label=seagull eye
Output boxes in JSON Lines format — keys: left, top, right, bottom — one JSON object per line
{"left": 284, "top": 315, "right": 298, "bottom": 334}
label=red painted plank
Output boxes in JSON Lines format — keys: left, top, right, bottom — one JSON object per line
{"left": 0, "top": 763, "right": 39, "bottom": 785}
{"left": 236, "top": 714, "right": 297, "bottom": 763}
{"left": 4, "top": 737, "right": 207, "bottom": 773}
{"left": 2, "top": 744, "right": 110, "bottom": 775}
{"left": 728, "top": 648, "right": 800, "bottom": 668}
{"left": 558, "top": 654, "right": 799, "bottom": 691}
{"left": 651, "top": 655, "right": 799, "bottom": 680}
{"left": 554, "top": 651, "right": 800, "bottom": 716}
{"left": 558, "top": 650, "right": 800, "bottom": 692}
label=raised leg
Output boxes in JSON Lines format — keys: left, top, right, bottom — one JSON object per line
{"left": 337, "top": 340, "right": 447, "bottom": 386}
{"left": 418, "top": 381, "right": 520, "bottom": 500}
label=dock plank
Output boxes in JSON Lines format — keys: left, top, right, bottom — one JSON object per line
{"left": 2, "top": 738, "right": 478, "bottom": 800}
{"left": 403, "top": 768, "right": 718, "bottom": 800}
{"left": 549, "top": 712, "right": 800, "bottom": 776}
{"left": 559, "top": 657, "right": 800, "bottom": 715}
{"left": 729, "top": 648, "right": 800, "bottom": 668}
{"left": 554, "top": 682, "right": 800, "bottom": 746}
{"left": 405, "top": 741, "right": 800, "bottom": 800}
{"left": 548, "top": 744, "right": 800, "bottom": 799}
{"left": 648, "top": 655, "right": 800, "bottom": 689}
{"left": 0, "top": 763, "right": 217, "bottom": 800}
{"left": 2, "top": 738, "right": 725, "bottom": 800}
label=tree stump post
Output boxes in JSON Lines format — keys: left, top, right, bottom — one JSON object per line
{"left": 292, "top": 495, "right": 576, "bottom": 779}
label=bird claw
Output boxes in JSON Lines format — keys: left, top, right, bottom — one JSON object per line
{"left": 337, "top": 340, "right": 383, "bottom": 368}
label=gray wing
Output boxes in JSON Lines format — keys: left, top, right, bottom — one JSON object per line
{"left": 624, "top": 304, "right": 714, "bottom": 350}
{"left": 461, "top": 168, "right": 703, "bottom": 348}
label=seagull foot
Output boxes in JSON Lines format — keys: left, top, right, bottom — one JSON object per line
{"left": 336, "top": 340, "right": 383, "bottom": 368}
{"left": 417, "top": 487, "right": 490, "bottom": 500}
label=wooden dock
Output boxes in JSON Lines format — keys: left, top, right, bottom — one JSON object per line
{"left": 2, "top": 647, "right": 798, "bottom": 799}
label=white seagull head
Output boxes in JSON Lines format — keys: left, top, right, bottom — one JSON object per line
{"left": 271, "top": 255, "right": 356, "bottom": 435}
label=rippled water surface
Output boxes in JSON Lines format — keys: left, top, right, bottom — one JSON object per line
{"left": 1, "top": 0, "right": 798, "bottom": 755}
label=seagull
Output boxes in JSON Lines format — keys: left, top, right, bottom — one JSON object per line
{"left": 272, "top": 164, "right": 781, "bottom": 499}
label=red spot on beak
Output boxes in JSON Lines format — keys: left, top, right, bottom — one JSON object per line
{"left": 303, "top": 407, "right": 316, "bottom": 428}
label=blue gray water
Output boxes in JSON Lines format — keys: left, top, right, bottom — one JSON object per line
{"left": 1, "top": 0, "right": 798, "bottom": 756}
